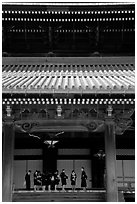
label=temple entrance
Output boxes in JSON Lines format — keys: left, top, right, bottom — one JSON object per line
{"left": 13, "top": 131, "right": 106, "bottom": 190}
{"left": 92, "top": 156, "right": 105, "bottom": 189}
{"left": 13, "top": 158, "right": 105, "bottom": 190}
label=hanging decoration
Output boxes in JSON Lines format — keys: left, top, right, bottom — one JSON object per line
{"left": 29, "top": 131, "right": 64, "bottom": 148}
{"left": 94, "top": 150, "right": 105, "bottom": 159}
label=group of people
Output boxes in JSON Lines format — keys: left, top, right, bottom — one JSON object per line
{"left": 33, "top": 170, "right": 60, "bottom": 191}
{"left": 25, "top": 167, "right": 87, "bottom": 191}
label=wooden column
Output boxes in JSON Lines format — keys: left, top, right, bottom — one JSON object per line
{"left": 2, "top": 121, "right": 15, "bottom": 202}
{"left": 105, "top": 120, "right": 118, "bottom": 202}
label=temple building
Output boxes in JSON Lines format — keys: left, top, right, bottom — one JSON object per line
{"left": 2, "top": 2, "right": 135, "bottom": 202}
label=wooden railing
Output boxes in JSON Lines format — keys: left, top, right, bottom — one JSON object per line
{"left": 117, "top": 176, "right": 135, "bottom": 192}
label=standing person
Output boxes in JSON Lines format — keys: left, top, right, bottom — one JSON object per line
{"left": 50, "top": 173, "right": 55, "bottom": 191}
{"left": 25, "top": 170, "right": 31, "bottom": 190}
{"left": 81, "top": 167, "right": 87, "bottom": 191}
{"left": 37, "top": 171, "right": 42, "bottom": 190}
{"left": 54, "top": 170, "right": 60, "bottom": 191}
{"left": 34, "top": 170, "right": 38, "bottom": 191}
{"left": 70, "top": 170, "right": 77, "bottom": 191}
{"left": 34, "top": 170, "right": 42, "bottom": 191}
{"left": 42, "top": 171, "right": 51, "bottom": 191}
{"left": 60, "top": 169, "right": 68, "bottom": 191}
{"left": 42, "top": 172, "right": 47, "bottom": 191}
{"left": 47, "top": 172, "right": 52, "bottom": 191}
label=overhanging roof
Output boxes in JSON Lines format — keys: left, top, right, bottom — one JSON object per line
{"left": 2, "top": 57, "right": 135, "bottom": 95}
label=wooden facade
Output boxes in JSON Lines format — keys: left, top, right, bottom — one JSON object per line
{"left": 2, "top": 2, "right": 135, "bottom": 202}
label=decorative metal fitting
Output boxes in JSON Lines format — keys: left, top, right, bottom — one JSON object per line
{"left": 6, "top": 105, "right": 12, "bottom": 117}
{"left": 57, "top": 105, "right": 62, "bottom": 117}
{"left": 107, "top": 105, "right": 113, "bottom": 117}
{"left": 94, "top": 150, "right": 105, "bottom": 159}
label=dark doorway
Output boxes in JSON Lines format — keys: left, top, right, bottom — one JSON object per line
{"left": 92, "top": 156, "right": 105, "bottom": 188}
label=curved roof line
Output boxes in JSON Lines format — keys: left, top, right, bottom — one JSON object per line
{"left": 2, "top": 2, "right": 135, "bottom": 6}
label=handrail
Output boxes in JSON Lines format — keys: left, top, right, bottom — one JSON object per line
{"left": 117, "top": 176, "right": 135, "bottom": 178}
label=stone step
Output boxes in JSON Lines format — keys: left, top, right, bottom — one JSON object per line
{"left": 13, "top": 193, "right": 105, "bottom": 198}
{"left": 13, "top": 192, "right": 106, "bottom": 202}
{"left": 14, "top": 199, "right": 105, "bottom": 202}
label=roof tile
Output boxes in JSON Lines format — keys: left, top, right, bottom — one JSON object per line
{"left": 2, "top": 64, "right": 135, "bottom": 94}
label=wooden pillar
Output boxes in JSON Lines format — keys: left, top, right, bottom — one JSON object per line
{"left": 105, "top": 120, "right": 118, "bottom": 202}
{"left": 2, "top": 121, "right": 15, "bottom": 202}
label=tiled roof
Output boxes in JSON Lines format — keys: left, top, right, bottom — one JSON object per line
{"left": 2, "top": 63, "right": 134, "bottom": 94}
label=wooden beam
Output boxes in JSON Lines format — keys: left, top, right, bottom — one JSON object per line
{"left": 14, "top": 119, "right": 104, "bottom": 132}
{"left": 105, "top": 120, "right": 118, "bottom": 202}
{"left": 2, "top": 121, "right": 15, "bottom": 201}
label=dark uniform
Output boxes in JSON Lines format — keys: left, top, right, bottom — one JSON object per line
{"left": 42, "top": 172, "right": 51, "bottom": 191}
{"left": 46, "top": 172, "right": 52, "bottom": 187}
{"left": 52, "top": 171, "right": 60, "bottom": 191}
{"left": 34, "top": 170, "right": 38, "bottom": 186}
{"left": 37, "top": 171, "right": 42, "bottom": 186}
{"left": 50, "top": 174, "right": 55, "bottom": 190}
{"left": 70, "top": 171, "right": 77, "bottom": 186}
{"left": 42, "top": 173, "right": 47, "bottom": 186}
{"left": 54, "top": 171, "right": 60, "bottom": 186}
{"left": 60, "top": 171, "right": 68, "bottom": 186}
{"left": 81, "top": 170, "right": 87, "bottom": 188}
{"left": 25, "top": 170, "right": 31, "bottom": 190}
{"left": 34, "top": 170, "right": 42, "bottom": 190}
